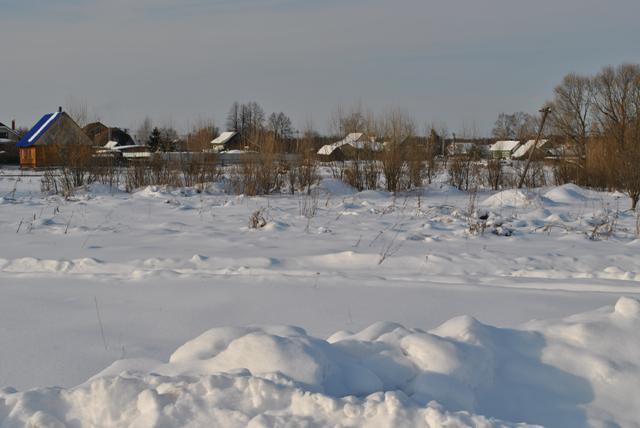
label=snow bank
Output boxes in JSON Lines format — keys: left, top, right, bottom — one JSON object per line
{"left": 1, "top": 298, "right": 638, "bottom": 427}
{"left": 0, "top": 375, "right": 522, "bottom": 428}
{"left": 316, "top": 178, "right": 356, "bottom": 196}
{"left": 3, "top": 251, "right": 640, "bottom": 290}
{"left": 481, "top": 189, "right": 543, "bottom": 209}
{"left": 544, "top": 183, "right": 590, "bottom": 204}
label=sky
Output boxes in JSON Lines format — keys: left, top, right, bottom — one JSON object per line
{"left": 1, "top": 0, "right": 639, "bottom": 136}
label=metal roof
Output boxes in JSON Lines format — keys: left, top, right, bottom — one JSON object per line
{"left": 489, "top": 140, "right": 521, "bottom": 152}
{"left": 0, "top": 123, "right": 21, "bottom": 139}
{"left": 16, "top": 112, "right": 61, "bottom": 148}
{"left": 211, "top": 131, "right": 238, "bottom": 145}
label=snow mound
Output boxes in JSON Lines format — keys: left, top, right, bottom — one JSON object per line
{"left": 1, "top": 298, "right": 639, "bottom": 427}
{"left": 0, "top": 374, "right": 524, "bottom": 427}
{"left": 84, "top": 183, "right": 123, "bottom": 196}
{"left": 481, "top": 189, "right": 542, "bottom": 209}
{"left": 316, "top": 178, "right": 356, "bottom": 196}
{"left": 544, "top": 183, "right": 590, "bottom": 204}
{"left": 614, "top": 296, "right": 640, "bottom": 318}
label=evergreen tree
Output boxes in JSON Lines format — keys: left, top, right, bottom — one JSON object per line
{"left": 159, "top": 127, "right": 178, "bottom": 152}
{"left": 147, "top": 127, "right": 161, "bottom": 152}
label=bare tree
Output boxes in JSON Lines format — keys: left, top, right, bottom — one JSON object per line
{"left": 379, "top": 109, "right": 415, "bottom": 193}
{"left": 591, "top": 65, "right": 639, "bottom": 148}
{"left": 65, "top": 96, "right": 90, "bottom": 128}
{"left": 188, "top": 118, "right": 218, "bottom": 152}
{"left": 328, "top": 102, "right": 375, "bottom": 137}
{"left": 243, "top": 102, "right": 265, "bottom": 137}
{"left": 590, "top": 64, "right": 640, "bottom": 209}
{"left": 227, "top": 101, "right": 266, "bottom": 149}
{"left": 549, "top": 73, "right": 592, "bottom": 158}
{"left": 486, "top": 159, "right": 503, "bottom": 190}
{"left": 268, "top": 112, "right": 294, "bottom": 143}
{"left": 136, "top": 117, "right": 153, "bottom": 145}
{"left": 296, "top": 122, "right": 320, "bottom": 194}
{"left": 459, "top": 119, "right": 481, "bottom": 140}
{"left": 492, "top": 112, "right": 536, "bottom": 141}
{"left": 226, "top": 102, "right": 241, "bottom": 131}
{"left": 424, "top": 127, "right": 441, "bottom": 183}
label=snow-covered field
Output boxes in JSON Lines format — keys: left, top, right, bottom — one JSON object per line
{"left": 1, "top": 169, "right": 639, "bottom": 427}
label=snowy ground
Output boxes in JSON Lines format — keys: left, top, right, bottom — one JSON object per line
{"left": 0, "top": 169, "right": 639, "bottom": 427}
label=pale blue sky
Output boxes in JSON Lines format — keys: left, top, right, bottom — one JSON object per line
{"left": 2, "top": 0, "right": 639, "bottom": 135}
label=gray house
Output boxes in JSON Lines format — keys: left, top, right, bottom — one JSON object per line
{"left": 0, "top": 121, "right": 21, "bottom": 163}
{"left": 0, "top": 121, "right": 20, "bottom": 144}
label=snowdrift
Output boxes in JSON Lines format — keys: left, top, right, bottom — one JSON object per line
{"left": 481, "top": 189, "right": 543, "bottom": 209}
{"left": 2, "top": 298, "right": 639, "bottom": 427}
{"left": 543, "top": 184, "right": 591, "bottom": 204}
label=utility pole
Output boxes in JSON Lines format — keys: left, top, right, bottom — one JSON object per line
{"left": 517, "top": 107, "right": 551, "bottom": 189}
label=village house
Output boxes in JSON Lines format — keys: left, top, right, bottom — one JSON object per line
{"left": 0, "top": 120, "right": 20, "bottom": 145}
{"left": 317, "top": 133, "right": 382, "bottom": 161}
{"left": 0, "top": 120, "right": 21, "bottom": 163}
{"left": 87, "top": 122, "right": 149, "bottom": 162}
{"left": 17, "top": 108, "right": 93, "bottom": 168}
{"left": 83, "top": 122, "right": 135, "bottom": 148}
{"left": 210, "top": 131, "right": 243, "bottom": 152}
{"left": 511, "top": 139, "right": 550, "bottom": 160}
{"left": 99, "top": 143, "right": 151, "bottom": 161}
{"left": 489, "top": 140, "right": 521, "bottom": 159}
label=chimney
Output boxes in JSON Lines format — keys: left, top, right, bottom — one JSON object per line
{"left": 58, "top": 106, "right": 62, "bottom": 113}
{"left": 11, "top": 120, "right": 15, "bottom": 130}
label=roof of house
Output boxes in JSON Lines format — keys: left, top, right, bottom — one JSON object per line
{"left": 16, "top": 112, "right": 62, "bottom": 148}
{"left": 116, "top": 145, "right": 148, "bottom": 151}
{"left": 512, "top": 139, "right": 549, "bottom": 159}
{"left": 83, "top": 122, "right": 109, "bottom": 140}
{"left": 0, "top": 123, "right": 21, "bottom": 144}
{"left": 0, "top": 123, "right": 20, "bottom": 137}
{"left": 103, "top": 141, "right": 119, "bottom": 149}
{"left": 317, "top": 132, "right": 376, "bottom": 155}
{"left": 98, "top": 143, "right": 147, "bottom": 153}
{"left": 317, "top": 143, "right": 340, "bottom": 155}
{"left": 106, "top": 128, "right": 135, "bottom": 147}
{"left": 343, "top": 132, "right": 366, "bottom": 143}
{"left": 85, "top": 123, "right": 134, "bottom": 147}
{"left": 211, "top": 131, "right": 238, "bottom": 145}
{"left": 489, "top": 140, "right": 521, "bottom": 152}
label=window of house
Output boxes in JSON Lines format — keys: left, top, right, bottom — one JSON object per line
{"left": 0, "top": 131, "right": 8, "bottom": 139}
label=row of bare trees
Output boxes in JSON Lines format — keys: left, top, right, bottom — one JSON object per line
{"left": 224, "top": 102, "right": 297, "bottom": 152}
{"left": 49, "top": 62, "right": 640, "bottom": 208}
{"left": 40, "top": 144, "right": 221, "bottom": 197}
{"left": 547, "top": 63, "right": 640, "bottom": 209}
{"left": 328, "top": 109, "right": 442, "bottom": 193}
{"left": 227, "top": 127, "right": 319, "bottom": 196}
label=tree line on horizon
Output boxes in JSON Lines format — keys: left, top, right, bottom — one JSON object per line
{"left": 12, "top": 62, "right": 640, "bottom": 209}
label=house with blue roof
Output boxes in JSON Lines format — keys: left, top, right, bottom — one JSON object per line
{"left": 17, "top": 107, "right": 93, "bottom": 168}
